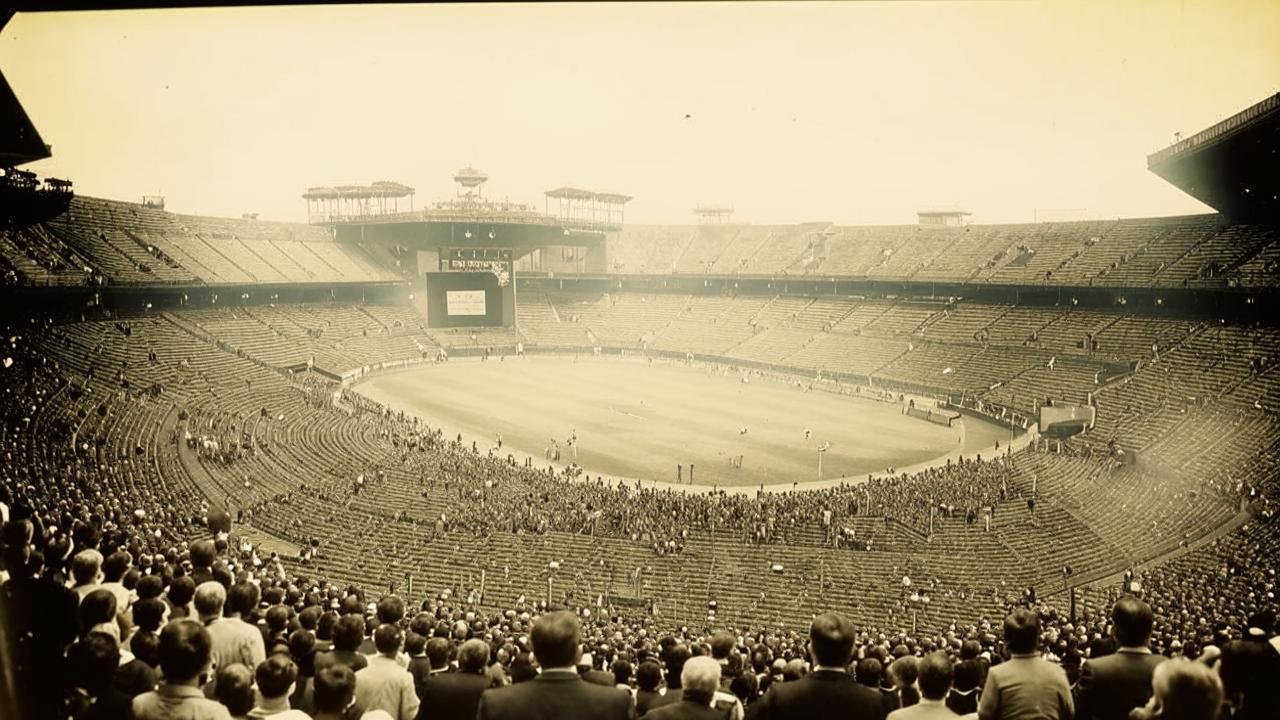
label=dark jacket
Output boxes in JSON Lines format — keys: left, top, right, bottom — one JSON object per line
{"left": 1074, "top": 649, "right": 1165, "bottom": 720}
{"left": 751, "top": 670, "right": 886, "bottom": 720}
{"left": 645, "top": 689, "right": 726, "bottom": 720}
{"left": 417, "top": 670, "right": 491, "bottom": 720}
{"left": 477, "top": 669, "right": 635, "bottom": 720}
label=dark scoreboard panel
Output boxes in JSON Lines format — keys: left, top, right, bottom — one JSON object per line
{"left": 424, "top": 248, "right": 516, "bottom": 328}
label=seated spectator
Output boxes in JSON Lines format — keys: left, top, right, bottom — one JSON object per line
{"left": 645, "top": 656, "right": 723, "bottom": 720}
{"left": 978, "top": 609, "right": 1073, "bottom": 720}
{"left": 214, "top": 663, "right": 255, "bottom": 720}
{"left": 418, "top": 637, "right": 491, "bottom": 720}
{"left": 1128, "top": 658, "right": 1222, "bottom": 720}
{"left": 132, "top": 619, "right": 231, "bottom": 720}
{"left": 889, "top": 652, "right": 956, "bottom": 720}
{"left": 354, "top": 624, "right": 419, "bottom": 720}
{"left": 249, "top": 653, "right": 309, "bottom": 719}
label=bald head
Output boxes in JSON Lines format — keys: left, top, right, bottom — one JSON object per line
{"left": 682, "top": 656, "right": 721, "bottom": 695}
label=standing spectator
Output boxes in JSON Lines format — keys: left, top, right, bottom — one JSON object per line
{"left": 213, "top": 663, "right": 255, "bottom": 720}
{"left": 978, "top": 609, "right": 1074, "bottom": 720}
{"left": 634, "top": 660, "right": 666, "bottom": 717}
{"left": 750, "top": 612, "right": 884, "bottom": 720}
{"left": 645, "top": 656, "right": 723, "bottom": 720}
{"left": 249, "top": 654, "right": 309, "bottom": 719}
{"left": 99, "top": 550, "right": 134, "bottom": 614}
{"left": 417, "top": 638, "right": 492, "bottom": 720}
{"left": 199, "top": 582, "right": 267, "bottom": 674}
{"left": 70, "top": 549, "right": 105, "bottom": 604}
{"left": 132, "top": 619, "right": 231, "bottom": 720}
{"left": 476, "top": 610, "right": 632, "bottom": 720}
{"left": 65, "top": 632, "right": 133, "bottom": 720}
{"left": 316, "top": 614, "right": 370, "bottom": 673}
{"left": 312, "top": 665, "right": 359, "bottom": 720}
{"left": 1074, "top": 596, "right": 1165, "bottom": 720}
{"left": 946, "top": 658, "right": 981, "bottom": 715}
{"left": 888, "top": 653, "right": 957, "bottom": 720}
{"left": 354, "top": 624, "right": 419, "bottom": 720}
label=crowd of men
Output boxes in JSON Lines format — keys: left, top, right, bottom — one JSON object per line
{"left": 2, "top": 519, "right": 1276, "bottom": 720}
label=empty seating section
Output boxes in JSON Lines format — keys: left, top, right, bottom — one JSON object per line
{"left": 674, "top": 226, "right": 739, "bottom": 274}
{"left": 1099, "top": 215, "right": 1223, "bottom": 287}
{"left": 606, "top": 225, "right": 692, "bottom": 274}
{"left": 515, "top": 292, "right": 593, "bottom": 347}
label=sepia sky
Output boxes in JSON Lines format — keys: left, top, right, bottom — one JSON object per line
{"left": 3, "top": 1, "right": 1278, "bottom": 225}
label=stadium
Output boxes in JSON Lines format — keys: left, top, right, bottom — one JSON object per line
{"left": 0, "top": 4, "right": 1277, "bottom": 720}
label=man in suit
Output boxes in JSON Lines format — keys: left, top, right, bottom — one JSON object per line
{"left": 1074, "top": 596, "right": 1165, "bottom": 720}
{"left": 355, "top": 624, "right": 420, "bottom": 720}
{"left": 750, "top": 612, "right": 885, "bottom": 720}
{"left": 977, "top": 609, "right": 1074, "bottom": 720}
{"left": 888, "top": 653, "right": 958, "bottom": 720}
{"left": 417, "top": 638, "right": 492, "bottom": 720}
{"left": 646, "top": 656, "right": 726, "bottom": 720}
{"left": 477, "top": 610, "right": 634, "bottom": 720}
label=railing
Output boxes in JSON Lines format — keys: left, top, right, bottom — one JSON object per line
{"left": 1147, "top": 92, "right": 1280, "bottom": 167}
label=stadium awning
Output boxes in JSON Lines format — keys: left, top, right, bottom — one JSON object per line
{"left": 0, "top": 70, "right": 52, "bottom": 167}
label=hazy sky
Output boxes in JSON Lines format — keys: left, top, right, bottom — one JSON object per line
{"left": 3, "top": 2, "right": 1278, "bottom": 225}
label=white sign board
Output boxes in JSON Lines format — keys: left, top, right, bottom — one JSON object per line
{"left": 446, "top": 290, "right": 487, "bottom": 316}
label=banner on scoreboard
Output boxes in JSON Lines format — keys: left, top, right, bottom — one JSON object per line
{"left": 439, "top": 248, "right": 513, "bottom": 286}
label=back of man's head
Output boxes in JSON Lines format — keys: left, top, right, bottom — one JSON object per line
{"left": 666, "top": 643, "right": 691, "bottom": 688}
{"left": 102, "top": 550, "right": 131, "bottom": 583}
{"left": 71, "top": 549, "right": 103, "bottom": 585}
{"left": 855, "top": 657, "right": 882, "bottom": 687}
{"left": 1003, "top": 608, "right": 1040, "bottom": 655}
{"left": 314, "top": 665, "right": 357, "bottom": 714}
{"left": 1151, "top": 657, "right": 1223, "bottom": 720}
{"left": 917, "top": 652, "right": 954, "bottom": 701}
{"left": 255, "top": 654, "right": 298, "bottom": 700}
{"left": 226, "top": 581, "right": 259, "bottom": 617}
{"left": 709, "top": 631, "right": 735, "bottom": 660}
{"left": 682, "top": 656, "right": 721, "bottom": 696}
{"left": 953, "top": 658, "right": 982, "bottom": 692}
{"left": 1112, "top": 595, "right": 1155, "bottom": 648}
{"left": 960, "top": 639, "right": 982, "bottom": 661}
{"left": 376, "top": 595, "right": 405, "bottom": 625}
{"left": 809, "top": 612, "right": 855, "bottom": 667}
{"left": 373, "top": 624, "right": 404, "bottom": 656}
{"left": 458, "top": 638, "right": 490, "bottom": 674}
{"left": 530, "top": 610, "right": 580, "bottom": 669}
{"left": 332, "top": 614, "right": 365, "bottom": 652}
{"left": 214, "top": 663, "right": 255, "bottom": 716}
{"left": 190, "top": 539, "right": 216, "bottom": 569}
{"left": 889, "top": 655, "right": 919, "bottom": 690}
{"left": 68, "top": 632, "right": 120, "bottom": 694}
{"left": 158, "top": 619, "right": 213, "bottom": 683}
{"left": 636, "top": 660, "right": 663, "bottom": 692}
{"left": 425, "top": 636, "right": 451, "bottom": 669}
{"left": 193, "top": 581, "right": 226, "bottom": 619}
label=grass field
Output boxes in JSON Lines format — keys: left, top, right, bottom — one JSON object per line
{"left": 354, "top": 356, "right": 1009, "bottom": 487}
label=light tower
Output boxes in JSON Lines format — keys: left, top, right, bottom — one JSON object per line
{"left": 453, "top": 167, "right": 489, "bottom": 202}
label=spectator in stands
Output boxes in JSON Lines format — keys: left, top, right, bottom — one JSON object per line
{"left": 1216, "top": 639, "right": 1278, "bottom": 720}
{"left": 1128, "top": 658, "right": 1222, "bottom": 720}
{"left": 316, "top": 614, "right": 370, "bottom": 673}
{"left": 634, "top": 660, "right": 665, "bottom": 716}
{"left": 287, "top": 629, "right": 319, "bottom": 715}
{"left": 99, "top": 550, "right": 133, "bottom": 613}
{"left": 750, "top": 612, "right": 884, "bottom": 720}
{"left": 71, "top": 549, "right": 105, "bottom": 603}
{"left": 418, "top": 637, "right": 492, "bottom": 720}
{"left": 888, "top": 652, "right": 957, "bottom": 720}
{"left": 946, "top": 657, "right": 982, "bottom": 715}
{"left": 198, "top": 581, "right": 267, "bottom": 674}
{"left": 476, "top": 610, "right": 632, "bottom": 720}
{"left": 978, "top": 609, "right": 1073, "bottom": 720}
{"left": 132, "top": 619, "right": 231, "bottom": 720}
{"left": 1074, "top": 596, "right": 1164, "bottom": 720}
{"left": 66, "top": 631, "right": 133, "bottom": 720}
{"left": 354, "top": 624, "right": 419, "bottom": 720}
{"left": 213, "top": 663, "right": 255, "bottom": 720}
{"left": 645, "top": 656, "right": 723, "bottom": 720}
{"left": 889, "top": 656, "right": 921, "bottom": 708}
{"left": 312, "top": 665, "right": 359, "bottom": 720}
{"left": 249, "top": 653, "right": 309, "bottom": 719}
